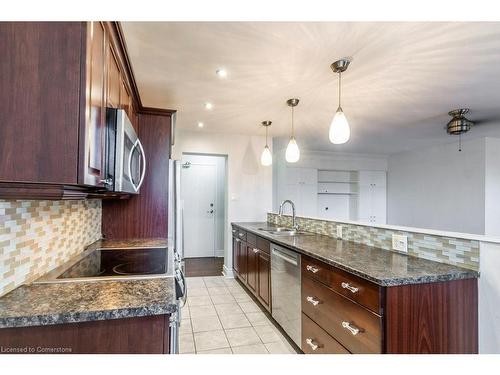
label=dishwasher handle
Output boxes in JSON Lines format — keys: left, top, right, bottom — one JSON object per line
{"left": 272, "top": 247, "right": 299, "bottom": 266}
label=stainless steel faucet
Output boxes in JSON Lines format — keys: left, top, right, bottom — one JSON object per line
{"left": 279, "top": 200, "right": 299, "bottom": 230}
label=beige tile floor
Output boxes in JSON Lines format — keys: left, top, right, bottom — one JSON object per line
{"left": 179, "top": 276, "right": 298, "bottom": 354}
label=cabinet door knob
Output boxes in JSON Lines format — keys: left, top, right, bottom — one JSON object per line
{"left": 235, "top": 239, "right": 241, "bottom": 243}
{"left": 305, "top": 338, "right": 320, "bottom": 351}
{"left": 253, "top": 248, "right": 259, "bottom": 253}
{"left": 306, "top": 296, "right": 321, "bottom": 306}
{"left": 341, "top": 321, "right": 360, "bottom": 335}
{"left": 306, "top": 265, "right": 319, "bottom": 273}
{"left": 238, "top": 233, "right": 244, "bottom": 237}
{"left": 341, "top": 282, "right": 359, "bottom": 293}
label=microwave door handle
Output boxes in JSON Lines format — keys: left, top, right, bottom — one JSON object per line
{"left": 136, "top": 138, "right": 146, "bottom": 191}
{"left": 127, "top": 139, "right": 139, "bottom": 192}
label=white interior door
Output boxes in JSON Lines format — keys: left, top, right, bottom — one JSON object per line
{"left": 182, "top": 163, "right": 217, "bottom": 258}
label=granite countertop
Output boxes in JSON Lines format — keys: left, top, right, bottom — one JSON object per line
{"left": 233, "top": 222, "right": 479, "bottom": 286}
{"left": 0, "top": 239, "right": 178, "bottom": 329}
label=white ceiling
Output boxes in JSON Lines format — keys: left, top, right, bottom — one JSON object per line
{"left": 121, "top": 22, "right": 500, "bottom": 155}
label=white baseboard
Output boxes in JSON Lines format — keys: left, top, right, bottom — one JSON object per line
{"left": 222, "top": 265, "right": 235, "bottom": 278}
{"left": 215, "top": 249, "right": 224, "bottom": 257}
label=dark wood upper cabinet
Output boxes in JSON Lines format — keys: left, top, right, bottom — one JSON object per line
{"left": 0, "top": 22, "right": 171, "bottom": 199}
{"left": 107, "top": 44, "right": 121, "bottom": 109}
{"left": 0, "top": 22, "right": 82, "bottom": 185}
{"left": 80, "top": 21, "right": 107, "bottom": 188}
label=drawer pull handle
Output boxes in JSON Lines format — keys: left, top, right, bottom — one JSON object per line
{"left": 306, "top": 296, "right": 321, "bottom": 306}
{"left": 253, "top": 248, "right": 259, "bottom": 253}
{"left": 306, "top": 265, "right": 319, "bottom": 273}
{"left": 239, "top": 233, "right": 244, "bottom": 237}
{"left": 341, "top": 321, "right": 360, "bottom": 336}
{"left": 305, "top": 338, "right": 320, "bottom": 351}
{"left": 341, "top": 282, "right": 359, "bottom": 293}
{"left": 235, "top": 239, "right": 241, "bottom": 243}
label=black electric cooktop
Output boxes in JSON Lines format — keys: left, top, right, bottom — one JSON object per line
{"left": 57, "top": 248, "right": 169, "bottom": 279}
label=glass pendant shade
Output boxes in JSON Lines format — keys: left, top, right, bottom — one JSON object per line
{"left": 285, "top": 137, "right": 300, "bottom": 163}
{"left": 261, "top": 145, "right": 272, "bottom": 166}
{"left": 329, "top": 107, "right": 350, "bottom": 144}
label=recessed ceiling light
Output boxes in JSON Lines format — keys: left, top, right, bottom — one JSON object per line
{"left": 204, "top": 102, "right": 213, "bottom": 110}
{"left": 197, "top": 122, "right": 204, "bottom": 128}
{"left": 216, "top": 68, "right": 227, "bottom": 78}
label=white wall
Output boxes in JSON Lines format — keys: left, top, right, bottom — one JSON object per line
{"left": 173, "top": 130, "right": 273, "bottom": 275}
{"left": 387, "top": 138, "right": 486, "bottom": 234}
{"left": 181, "top": 154, "right": 226, "bottom": 256}
{"left": 480, "top": 138, "right": 500, "bottom": 353}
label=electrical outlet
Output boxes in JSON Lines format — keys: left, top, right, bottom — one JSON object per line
{"left": 392, "top": 234, "right": 408, "bottom": 253}
{"left": 336, "top": 225, "right": 343, "bottom": 239}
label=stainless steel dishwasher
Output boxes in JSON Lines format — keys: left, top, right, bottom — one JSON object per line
{"left": 271, "top": 243, "right": 301, "bottom": 346}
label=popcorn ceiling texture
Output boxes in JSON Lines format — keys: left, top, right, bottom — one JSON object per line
{"left": 0, "top": 200, "right": 102, "bottom": 297}
{"left": 267, "top": 213, "right": 479, "bottom": 271}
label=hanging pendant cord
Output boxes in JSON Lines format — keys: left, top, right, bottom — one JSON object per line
{"left": 338, "top": 71, "right": 342, "bottom": 109}
{"left": 265, "top": 125, "right": 268, "bottom": 147}
{"left": 291, "top": 106, "right": 295, "bottom": 138}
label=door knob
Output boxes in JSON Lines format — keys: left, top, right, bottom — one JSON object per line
{"left": 207, "top": 209, "right": 214, "bottom": 214}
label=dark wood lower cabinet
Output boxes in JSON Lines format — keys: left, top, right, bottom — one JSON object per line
{"left": 385, "top": 278, "right": 478, "bottom": 354}
{"left": 232, "top": 237, "right": 240, "bottom": 276}
{"left": 302, "top": 276, "right": 382, "bottom": 354}
{"left": 232, "top": 226, "right": 271, "bottom": 312}
{"left": 302, "top": 256, "right": 478, "bottom": 354}
{"left": 238, "top": 241, "right": 248, "bottom": 282}
{"left": 232, "top": 225, "right": 478, "bottom": 354}
{"left": 0, "top": 315, "right": 171, "bottom": 354}
{"left": 247, "top": 245, "right": 258, "bottom": 293}
{"left": 256, "top": 250, "right": 271, "bottom": 310}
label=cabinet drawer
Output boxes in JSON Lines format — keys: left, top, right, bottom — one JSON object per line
{"left": 302, "top": 255, "right": 334, "bottom": 285}
{"left": 302, "top": 255, "right": 381, "bottom": 313}
{"left": 246, "top": 232, "right": 257, "bottom": 247}
{"left": 331, "top": 267, "right": 381, "bottom": 314}
{"left": 302, "top": 313, "right": 350, "bottom": 354}
{"left": 256, "top": 236, "right": 270, "bottom": 254}
{"left": 302, "top": 276, "right": 382, "bottom": 354}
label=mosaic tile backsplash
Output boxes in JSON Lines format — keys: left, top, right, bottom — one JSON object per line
{"left": 267, "top": 213, "right": 479, "bottom": 271}
{"left": 0, "top": 200, "right": 102, "bottom": 297}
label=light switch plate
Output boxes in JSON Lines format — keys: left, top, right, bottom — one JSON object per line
{"left": 392, "top": 234, "right": 408, "bottom": 253}
{"left": 336, "top": 225, "right": 342, "bottom": 239}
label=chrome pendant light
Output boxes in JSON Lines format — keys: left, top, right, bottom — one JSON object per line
{"left": 260, "top": 121, "right": 273, "bottom": 166}
{"left": 285, "top": 98, "right": 300, "bottom": 163}
{"left": 329, "top": 59, "right": 351, "bottom": 144}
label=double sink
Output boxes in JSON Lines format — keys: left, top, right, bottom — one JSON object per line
{"left": 258, "top": 227, "right": 314, "bottom": 237}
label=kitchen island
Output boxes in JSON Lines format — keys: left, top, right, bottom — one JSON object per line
{"left": 232, "top": 222, "right": 478, "bottom": 354}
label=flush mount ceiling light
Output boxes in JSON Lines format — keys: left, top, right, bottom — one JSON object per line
{"left": 204, "top": 102, "right": 213, "bottom": 110}
{"left": 329, "top": 58, "right": 351, "bottom": 144}
{"left": 260, "top": 121, "right": 273, "bottom": 166}
{"left": 197, "top": 121, "right": 204, "bottom": 128}
{"left": 285, "top": 98, "right": 300, "bottom": 163}
{"left": 216, "top": 68, "right": 227, "bottom": 78}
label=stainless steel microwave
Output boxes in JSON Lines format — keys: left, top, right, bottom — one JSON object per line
{"left": 105, "top": 108, "right": 146, "bottom": 194}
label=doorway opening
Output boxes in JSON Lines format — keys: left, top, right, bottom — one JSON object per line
{"left": 180, "top": 153, "right": 227, "bottom": 277}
